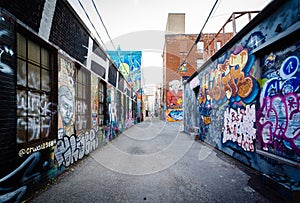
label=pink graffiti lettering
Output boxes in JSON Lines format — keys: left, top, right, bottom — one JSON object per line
{"left": 257, "top": 93, "right": 300, "bottom": 156}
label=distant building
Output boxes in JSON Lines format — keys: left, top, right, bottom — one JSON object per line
{"left": 163, "top": 13, "right": 232, "bottom": 122}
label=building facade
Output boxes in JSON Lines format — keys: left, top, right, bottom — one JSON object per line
{"left": 163, "top": 15, "right": 232, "bottom": 122}
{"left": 183, "top": 0, "right": 300, "bottom": 201}
{"left": 0, "top": 0, "right": 137, "bottom": 202}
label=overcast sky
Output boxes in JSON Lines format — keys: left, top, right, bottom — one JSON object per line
{"left": 68, "top": 0, "right": 272, "bottom": 87}
{"left": 69, "top": 0, "right": 271, "bottom": 44}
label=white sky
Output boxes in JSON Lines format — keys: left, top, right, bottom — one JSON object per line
{"left": 68, "top": 0, "right": 272, "bottom": 88}
{"left": 69, "top": 0, "right": 271, "bottom": 43}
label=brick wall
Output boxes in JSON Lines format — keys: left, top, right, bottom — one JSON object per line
{"left": 49, "top": 0, "right": 89, "bottom": 65}
{"left": 0, "top": 0, "right": 45, "bottom": 32}
{"left": 0, "top": 14, "right": 17, "bottom": 175}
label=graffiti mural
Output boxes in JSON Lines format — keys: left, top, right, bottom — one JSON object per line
{"left": 223, "top": 105, "right": 256, "bottom": 152}
{"left": 105, "top": 86, "right": 120, "bottom": 141}
{"left": 91, "top": 74, "right": 99, "bottom": 127}
{"left": 58, "top": 57, "right": 75, "bottom": 136}
{"left": 0, "top": 151, "right": 54, "bottom": 203}
{"left": 166, "top": 108, "right": 183, "bottom": 122}
{"left": 166, "top": 79, "right": 183, "bottom": 122}
{"left": 107, "top": 51, "right": 142, "bottom": 91}
{"left": 0, "top": 17, "right": 14, "bottom": 75}
{"left": 17, "top": 91, "right": 54, "bottom": 143}
{"left": 198, "top": 48, "right": 259, "bottom": 109}
{"left": 54, "top": 127, "right": 99, "bottom": 168}
{"left": 193, "top": 32, "right": 263, "bottom": 150}
{"left": 257, "top": 44, "right": 300, "bottom": 161}
{"left": 167, "top": 80, "right": 183, "bottom": 108}
{"left": 183, "top": 83, "right": 199, "bottom": 136}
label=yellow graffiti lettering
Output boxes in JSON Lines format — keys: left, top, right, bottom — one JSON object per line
{"left": 229, "top": 49, "right": 248, "bottom": 70}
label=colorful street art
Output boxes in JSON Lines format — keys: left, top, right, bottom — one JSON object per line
{"left": 107, "top": 50, "right": 142, "bottom": 91}
{"left": 194, "top": 42, "right": 260, "bottom": 146}
{"left": 58, "top": 57, "right": 75, "bottom": 136}
{"left": 105, "top": 86, "right": 120, "bottom": 141}
{"left": 167, "top": 80, "right": 183, "bottom": 108}
{"left": 184, "top": 0, "right": 300, "bottom": 192}
{"left": 166, "top": 79, "right": 183, "bottom": 122}
{"left": 257, "top": 45, "right": 300, "bottom": 161}
{"left": 54, "top": 127, "right": 99, "bottom": 168}
{"left": 166, "top": 108, "right": 183, "bottom": 122}
{"left": 55, "top": 56, "right": 101, "bottom": 171}
{"left": 91, "top": 74, "right": 99, "bottom": 127}
{"left": 197, "top": 48, "right": 259, "bottom": 109}
{"left": 223, "top": 105, "right": 256, "bottom": 152}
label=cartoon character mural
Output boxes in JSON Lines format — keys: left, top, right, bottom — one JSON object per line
{"left": 167, "top": 80, "right": 183, "bottom": 108}
{"left": 166, "top": 79, "right": 183, "bottom": 122}
{"left": 107, "top": 51, "right": 142, "bottom": 91}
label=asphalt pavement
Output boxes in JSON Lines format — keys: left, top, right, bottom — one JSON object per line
{"left": 29, "top": 117, "right": 276, "bottom": 203}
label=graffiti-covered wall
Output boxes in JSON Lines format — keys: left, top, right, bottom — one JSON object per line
{"left": 184, "top": 0, "right": 300, "bottom": 193}
{"left": 258, "top": 45, "right": 300, "bottom": 162}
{"left": 0, "top": 0, "right": 138, "bottom": 202}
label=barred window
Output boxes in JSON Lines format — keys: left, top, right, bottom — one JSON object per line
{"left": 16, "top": 33, "right": 54, "bottom": 144}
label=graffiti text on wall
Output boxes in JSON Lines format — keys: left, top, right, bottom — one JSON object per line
{"left": 0, "top": 17, "right": 14, "bottom": 75}
{"left": 75, "top": 100, "right": 88, "bottom": 130}
{"left": 199, "top": 48, "right": 258, "bottom": 108}
{"left": 54, "top": 127, "right": 99, "bottom": 167}
{"left": 0, "top": 152, "right": 50, "bottom": 203}
{"left": 18, "top": 140, "right": 56, "bottom": 157}
{"left": 17, "top": 91, "right": 54, "bottom": 143}
{"left": 258, "top": 93, "right": 300, "bottom": 156}
{"left": 223, "top": 104, "right": 256, "bottom": 152}
{"left": 166, "top": 108, "right": 183, "bottom": 122}
{"left": 258, "top": 53, "right": 300, "bottom": 160}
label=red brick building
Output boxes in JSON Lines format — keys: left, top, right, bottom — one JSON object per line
{"left": 163, "top": 13, "right": 233, "bottom": 122}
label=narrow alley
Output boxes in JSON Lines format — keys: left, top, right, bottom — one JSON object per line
{"left": 30, "top": 118, "right": 272, "bottom": 202}
{"left": 0, "top": 1, "right": 300, "bottom": 202}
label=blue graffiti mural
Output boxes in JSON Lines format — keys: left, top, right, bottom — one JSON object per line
{"left": 0, "top": 152, "right": 53, "bottom": 203}
{"left": 107, "top": 51, "right": 142, "bottom": 91}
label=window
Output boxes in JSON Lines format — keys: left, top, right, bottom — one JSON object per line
{"left": 75, "top": 66, "right": 90, "bottom": 130}
{"left": 98, "top": 80, "right": 106, "bottom": 126}
{"left": 16, "top": 33, "right": 54, "bottom": 144}
{"left": 117, "top": 91, "right": 122, "bottom": 123}
{"left": 197, "top": 59, "right": 204, "bottom": 68}
{"left": 197, "top": 41, "right": 204, "bottom": 53}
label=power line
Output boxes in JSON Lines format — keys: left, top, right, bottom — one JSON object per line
{"left": 90, "top": 0, "right": 139, "bottom": 84}
{"left": 91, "top": 0, "right": 118, "bottom": 54}
{"left": 179, "top": 0, "right": 220, "bottom": 68}
{"left": 77, "top": 0, "right": 108, "bottom": 51}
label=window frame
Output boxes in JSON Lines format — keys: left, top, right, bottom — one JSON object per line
{"left": 16, "top": 30, "right": 57, "bottom": 146}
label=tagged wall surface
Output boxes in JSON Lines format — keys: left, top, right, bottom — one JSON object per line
{"left": 184, "top": 0, "right": 300, "bottom": 192}
{"left": 0, "top": 0, "right": 138, "bottom": 202}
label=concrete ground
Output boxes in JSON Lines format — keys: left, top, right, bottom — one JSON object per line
{"left": 29, "top": 118, "right": 279, "bottom": 203}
